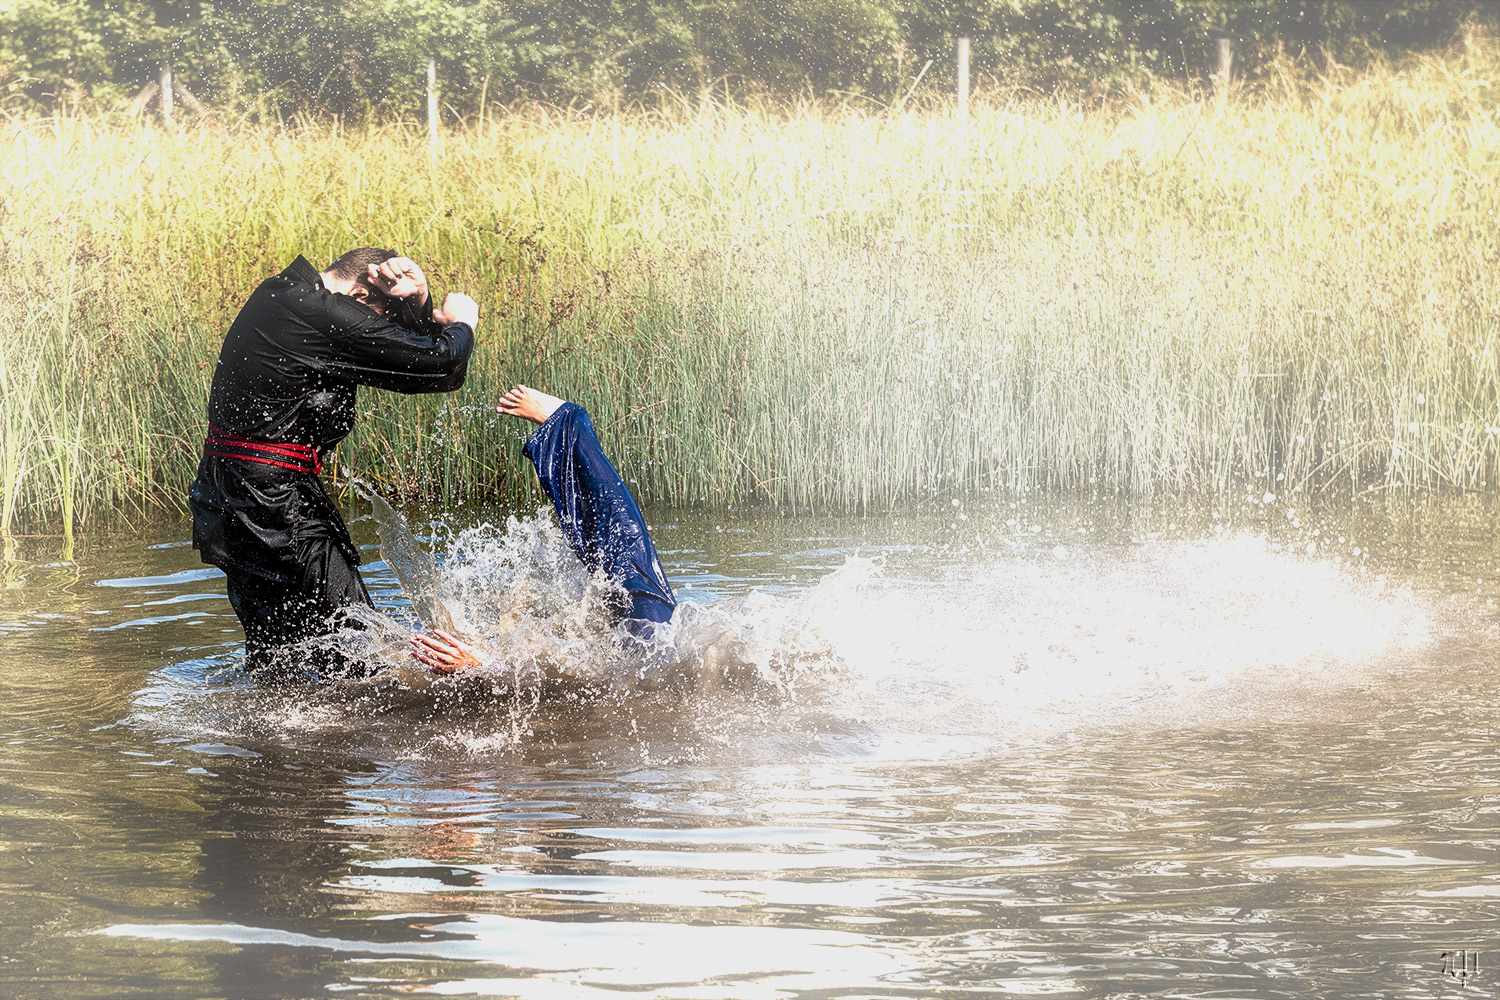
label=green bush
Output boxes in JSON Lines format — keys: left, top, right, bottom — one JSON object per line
{"left": 2, "top": 1, "right": 1495, "bottom": 118}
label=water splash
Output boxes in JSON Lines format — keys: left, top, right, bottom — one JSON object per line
{"left": 806, "top": 533, "right": 1432, "bottom": 738}
{"left": 349, "top": 478, "right": 456, "bottom": 634}
{"left": 335, "top": 507, "right": 849, "bottom": 700}
{"left": 128, "top": 508, "right": 1438, "bottom": 761}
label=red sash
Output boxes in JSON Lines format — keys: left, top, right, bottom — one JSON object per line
{"left": 203, "top": 425, "right": 323, "bottom": 474}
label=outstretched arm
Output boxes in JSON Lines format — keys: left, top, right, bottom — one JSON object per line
{"left": 506, "top": 385, "right": 677, "bottom": 626}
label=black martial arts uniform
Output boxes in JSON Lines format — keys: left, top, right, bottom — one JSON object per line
{"left": 523, "top": 403, "right": 676, "bottom": 632}
{"left": 189, "top": 255, "right": 474, "bottom": 676}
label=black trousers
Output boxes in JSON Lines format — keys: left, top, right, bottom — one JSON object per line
{"left": 223, "top": 532, "right": 373, "bottom": 680}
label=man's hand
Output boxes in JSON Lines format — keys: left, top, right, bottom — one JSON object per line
{"left": 366, "top": 257, "right": 429, "bottom": 310}
{"left": 433, "top": 291, "right": 479, "bottom": 330}
{"left": 410, "top": 629, "right": 483, "bottom": 674}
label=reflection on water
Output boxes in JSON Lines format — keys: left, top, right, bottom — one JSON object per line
{"left": 4, "top": 493, "right": 1500, "bottom": 998}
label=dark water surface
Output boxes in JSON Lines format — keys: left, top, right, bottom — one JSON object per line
{"left": 4, "top": 493, "right": 1500, "bottom": 999}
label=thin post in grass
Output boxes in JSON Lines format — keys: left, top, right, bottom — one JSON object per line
{"left": 1210, "top": 37, "right": 1233, "bottom": 98}
{"left": 427, "top": 58, "right": 439, "bottom": 149}
{"left": 956, "top": 37, "right": 971, "bottom": 119}
{"left": 477, "top": 73, "right": 489, "bottom": 139}
{"left": 158, "top": 61, "right": 174, "bottom": 127}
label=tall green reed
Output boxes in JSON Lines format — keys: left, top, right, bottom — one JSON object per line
{"left": 3, "top": 47, "right": 1500, "bottom": 528}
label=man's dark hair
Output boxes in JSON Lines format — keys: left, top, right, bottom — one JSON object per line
{"left": 325, "top": 247, "right": 397, "bottom": 282}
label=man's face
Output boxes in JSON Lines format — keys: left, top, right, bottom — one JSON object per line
{"left": 347, "top": 277, "right": 393, "bottom": 317}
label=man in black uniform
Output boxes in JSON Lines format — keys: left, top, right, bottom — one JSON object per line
{"left": 189, "top": 248, "right": 478, "bottom": 678}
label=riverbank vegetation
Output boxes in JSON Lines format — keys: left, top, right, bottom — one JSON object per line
{"left": 3, "top": 44, "right": 1500, "bottom": 531}
{"left": 4, "top": 1, "right": 1492, "bottom": 117}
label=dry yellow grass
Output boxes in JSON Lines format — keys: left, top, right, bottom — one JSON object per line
{"left": 2, "top": 47, "right": 1499, "bottom": 530}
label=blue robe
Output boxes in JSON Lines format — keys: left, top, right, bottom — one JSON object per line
{"left": 523, "top": 403, "right": 676, "bottom": 627}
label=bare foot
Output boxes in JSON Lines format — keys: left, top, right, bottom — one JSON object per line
{"left": 410, "top": 629, "right": 483, "bottom": 674}
{"left": 497, "top": 384, "right": 565, "bottom": 425}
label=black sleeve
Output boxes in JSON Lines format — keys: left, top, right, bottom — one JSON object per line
{"left": 315, "top": 290, "right": 474, "bottom": 395}
{"left": 392, "top": 291, "right": 444, "bottom": 340}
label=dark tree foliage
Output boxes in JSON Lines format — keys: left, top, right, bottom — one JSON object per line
{"left": 897, "top": 1, "right": 1499, "bottom": 93}
{"left": 1, "top": 0, "right": 1495, "bottom": 117}
{"left": 0, "top": 0, "right": 544, "bottom": 117}
{"left": 498, "top": 0, "right": 904, "bottom": 101}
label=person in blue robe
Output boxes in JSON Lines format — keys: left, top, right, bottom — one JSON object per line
{"left": 410, "top": 385, "right": 676, "bottom": 673}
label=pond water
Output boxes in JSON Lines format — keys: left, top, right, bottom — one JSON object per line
{"left": 3, "top": 491, "right": 1500, "bottom": 999}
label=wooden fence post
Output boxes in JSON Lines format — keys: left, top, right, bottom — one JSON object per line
{"left": 1211, "top": 37, "right": 1233, "bottom": 96}
{"left": 159, "top": 61, "right": 174, "bottom": 126}
{"left": 956, "top": 37, "right": 970, "bottom": 119}
{"left": 477, "top": 73, "right": 490, "bottom": 139}
{"left": 427, "top": 58, "right": 439, "bottom": 148}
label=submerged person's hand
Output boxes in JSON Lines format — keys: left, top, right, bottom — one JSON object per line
{"left": 410, "top": 629, "right": 483, "bottom": 674}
